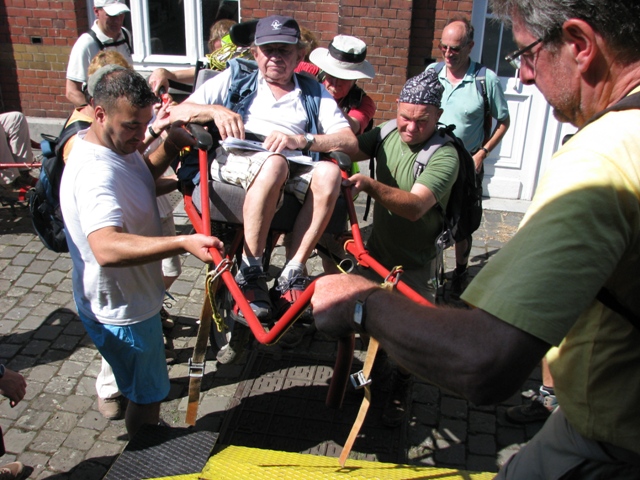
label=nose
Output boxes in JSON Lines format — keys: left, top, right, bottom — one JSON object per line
{"left": 519, "top": 63, "right": 536, "bottom": 86}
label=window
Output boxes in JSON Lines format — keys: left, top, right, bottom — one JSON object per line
{"left": 117, "top": 0, "right": 239, "bottom": 66}
{"left": 479, "top": 6, "right": 518, "bottom": 77}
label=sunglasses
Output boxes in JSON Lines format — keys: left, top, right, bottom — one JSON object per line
{"left": 439, "top": 42, "right": 467, "bottom": 54}
{"left": 505, "top": 38, "right": 543, "bottom": 70}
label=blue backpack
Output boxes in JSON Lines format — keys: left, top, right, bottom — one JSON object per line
{"left": 29, "top": 119, "right": 91, "bottom": 252}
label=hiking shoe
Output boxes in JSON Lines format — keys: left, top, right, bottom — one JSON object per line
{"left": 381, "top": 371, "right": 412, "bottom": 427}
{"left": 98, "top": 395, "right": 125, "bottom": 420}
{"left": 216, "top": 323, "right": 251, "bottom": 364}
{"left": 160, "top": 307, "right": 175, "bottom": 330}
{"left": 165, "top": 348, "right": 177, "bottom": 365}
{"left": 270, "top": 272, "right": 311, "bottom": 318}
{"left": 234, "top": 266, "right": 272, "bottom": 322}
{"left": 450, "top": 269, "right": 469, "bottom": 299}
{"left": 506, "top": 387, "right": 557, "bottom": 424}
{"left": 0, "top": 461, "right": 25, "bottom": 480}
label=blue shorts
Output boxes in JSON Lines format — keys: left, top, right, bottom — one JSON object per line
{"left": 78, "top": 310, "right": 170, "bottom": 405}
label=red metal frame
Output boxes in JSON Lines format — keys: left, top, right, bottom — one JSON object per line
{"left": 0, "top": 163, "right": 41, "bottom": 169}
{"left": 184, "top": 137, "right": 435, "bottom": 408}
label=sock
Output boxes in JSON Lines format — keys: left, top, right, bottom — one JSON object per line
{"left": 280, "top": 260, "right": 305, "bottom": 280}
{"left": 241, "top": 255, "right": 263, "bottom": 272}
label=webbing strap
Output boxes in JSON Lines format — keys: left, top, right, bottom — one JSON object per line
{"left": 339, "top": 278, "right": 397, "bottom": 467}
{"left": 185, "top": 265, "right": 220, "bottom": 425}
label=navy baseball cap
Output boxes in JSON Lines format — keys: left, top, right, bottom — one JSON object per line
{"left": 254, "top": 15, "right": 300, "bottom": 46}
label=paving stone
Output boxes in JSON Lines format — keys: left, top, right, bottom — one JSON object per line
{"left": 15, "top": 409, "right": 53, "bottom": 431}
{"left": 44, "top": 411, "right": 80, "bottom": 433}
{"left": 62, "top": 427, "right": 98, "bottom": 450}
{"left": 26, "top": 260, "right": 54, "bottom": 275}
{"left": 59, "top": 394, "right": 94, "bottom": 414}
{"left": 2, "top": 428, "right": 38, "bottom": 454}
{"left": 468, "top": 433, "right": 497, "bottom": 456}
{"left": 14, "top": 272, "right": 43, "bottom": 289}
{"left": 77, "top": 410, "right": 109, "bottom": 431}
{"left": 47, "top": 446, "right": 86, "bottom": 472}
{"left": 44, "top": 375, "right": 78, "bottom": 395}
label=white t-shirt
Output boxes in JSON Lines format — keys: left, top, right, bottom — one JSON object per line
{"left": 60, "top": 130, "right": 165, "bottom": 325}
{"left": 187, "top": 68, "right": 350, "bottom": 137}
{"left": 66, "top": 22, "right": 133, "bottom": 84}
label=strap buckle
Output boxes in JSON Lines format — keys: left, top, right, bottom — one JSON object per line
{"left": 349, "top": 370, "right": 372, "bottom": 390}
{"left": 188, "top": 358, "right": 206, "bottom": 378}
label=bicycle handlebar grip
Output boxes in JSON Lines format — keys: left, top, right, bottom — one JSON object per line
{"left": 187, "top": 124, "right": 214, "bottom": 151}
{"left": 328, "top": 151, "right": 352, "bottom": 171}
{"left": 325, "top": 334, "right": 355, "bottom": 409}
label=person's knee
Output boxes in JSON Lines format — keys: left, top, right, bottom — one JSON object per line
{"left": 310, "top": 161, "right": 341, "bottom": 196}
{"left": 257, "top": 154, "right": 288, "bottom": 186}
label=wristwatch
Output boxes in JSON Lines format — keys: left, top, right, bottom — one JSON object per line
{"left": 303, "top": 133, "right": 315, "bottom": 151}
{"left": 148, "top": 125, "right": 160, "bottom": 139}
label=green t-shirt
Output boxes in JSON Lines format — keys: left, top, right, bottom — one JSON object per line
{"left": 462, "top": 90, "right": 640, "bottom": 454}
{"left": 357, "top": 123, "right": 459, "bottom": 270}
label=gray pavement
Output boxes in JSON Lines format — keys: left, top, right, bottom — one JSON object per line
{"left": 0, "top": 193, "right": 544, "bottom": 479}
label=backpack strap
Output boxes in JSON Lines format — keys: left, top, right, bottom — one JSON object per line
{"left": 472, "top": 63, "right": 492, "bottom": 143}
{"left": 87, "top": 28, "right": 132, "bottom": 55}
{"left": 413, "top": 129, "right": 451, "bottom": 179}
{"left": 54, "top": 119, "right": 92, "bottom": 159}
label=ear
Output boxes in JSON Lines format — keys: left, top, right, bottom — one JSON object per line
{"left": 562, "top": 19, "right": 598, "bottom": 73}
{"left": 93, "top": 104, "right": 107, "bottom": 124}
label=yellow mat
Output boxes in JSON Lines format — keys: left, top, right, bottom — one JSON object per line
{"left": 150, "top": 445, "right": 495, "bottom": 480}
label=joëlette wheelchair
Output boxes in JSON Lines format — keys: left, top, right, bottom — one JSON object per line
{"left": 181, "top": 124, "right": 433, "bottom": 417}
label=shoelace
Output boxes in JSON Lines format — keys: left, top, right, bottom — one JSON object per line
{"left": 276, "top": 275, "right": 311, "bottom": 293}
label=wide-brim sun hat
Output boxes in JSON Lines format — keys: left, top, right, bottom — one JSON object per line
{"left": 94, "top": 0, "right": 130, "bottom": 16}
{"left": 309, "top": 35, "right": 375, "bottom": 80}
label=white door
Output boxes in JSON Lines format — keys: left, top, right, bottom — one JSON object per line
{"left": 470, "top": 1, "right": 576, "bottom": 201}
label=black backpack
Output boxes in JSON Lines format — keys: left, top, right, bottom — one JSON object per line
{"left": 29, "top": 119, "right": 91, "bottom": 252}
{"left": 369, "top": 120, "right": 483, "bottom": 250}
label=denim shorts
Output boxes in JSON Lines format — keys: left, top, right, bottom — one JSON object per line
{"left": 78, "top": 310, "right": 170, "bottom": 405}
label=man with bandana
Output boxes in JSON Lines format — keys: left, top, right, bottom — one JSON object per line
{"left": 343, "top": 69, "right": 459, "bottom": 426}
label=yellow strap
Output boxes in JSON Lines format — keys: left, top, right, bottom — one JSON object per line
{"left": 339, "top": 278, "right": 398, "bottom": 467}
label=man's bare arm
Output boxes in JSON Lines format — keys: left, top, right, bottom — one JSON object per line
{"left": 66, "top": 79, "right": 88, "bottom": 107}
{"left": 311, "top": 274, "right": 550, "bottom": 405}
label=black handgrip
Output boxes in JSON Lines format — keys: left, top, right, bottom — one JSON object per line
{"left": 328, "top": 151, "right": 352, "bottom": 171}
{"left": 186, "top": 124, "right": 213, "bottom": 151}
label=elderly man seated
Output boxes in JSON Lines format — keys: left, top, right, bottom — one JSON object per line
{"left": 170, "top": 15, "right": 357, "bottom": 321}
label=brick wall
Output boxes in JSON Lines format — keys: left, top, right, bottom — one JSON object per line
{"left": 0, "top": 0, "right": 86, "bottom": 118}
{"left": 0, "top": 0, "right": 473, "bottom": 121}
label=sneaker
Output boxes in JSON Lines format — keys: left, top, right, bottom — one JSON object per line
{"left": 0, "top": 462, "right": 25, "bottom": 480}
{"left": 98, "top": 395, "right": 124, "bottom": 420}
{"left": 506, "top": 387, "right": 557, "bottom": 424}
{"left": 381, "top": 371, "right": 412, "bottom": 427}
{"left": 160, "top": 307, "right": 175, "bottom": 330}
{"left": 270, "top": 272, "right": 310, "bottom": 318}
{"left": 234, "top": 266, "right": 272, "bottom": 322}
{"left": 450, "top": 269, "right": 469, "bottom": 299}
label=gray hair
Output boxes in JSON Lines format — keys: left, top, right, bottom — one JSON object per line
{"left": 490, "top": 0, "right": 640, "bottom": 64}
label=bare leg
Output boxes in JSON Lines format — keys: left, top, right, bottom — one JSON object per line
{"left": 242, "top": 155, "right": 288, "bottom": 258}
{"left": 125, "top": 400, "right": 161, "bottom": 439}
{"left": 287, "top": 161, "right": 341, "bottom": 264}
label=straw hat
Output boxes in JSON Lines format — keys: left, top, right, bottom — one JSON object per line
{"left": 309, "top": 35, "right": 375, "bottom": 80}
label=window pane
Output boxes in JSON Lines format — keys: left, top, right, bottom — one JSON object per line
{"left": 481, "top": 19, "right": 519, "bottom": 77}
{"left": 202, "top": 1, "right": 239, "bottom": 53}
{"left": 149, "top": 0, "right": 186, "bottom": 55}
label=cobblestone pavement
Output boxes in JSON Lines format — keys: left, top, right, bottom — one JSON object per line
{"left": 0, "top": 193, "right": 545, "bottom": 479}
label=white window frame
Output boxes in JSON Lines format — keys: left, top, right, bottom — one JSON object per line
{"left": 87, "top": 0, "right": 214, "bottom": 71}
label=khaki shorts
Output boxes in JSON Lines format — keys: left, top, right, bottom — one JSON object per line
{"left": 211, "top": 148, "right": 315, "bottom": 204}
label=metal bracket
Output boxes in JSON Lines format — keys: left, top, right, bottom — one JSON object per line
{"left": 349, "top": 370, "right": 372, "bottom": 390}
{"left": 188, "top": 358, "right": 205, "bottom": 378}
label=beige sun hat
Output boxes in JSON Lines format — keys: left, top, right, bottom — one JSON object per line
{"left": 309, "top": 35, "right": 375, "bottom": 80}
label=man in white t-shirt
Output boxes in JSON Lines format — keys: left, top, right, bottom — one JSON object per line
{"left": 60, "top": 66, "right": 223, "bottom": 438}
{"left": 65, "top": 0, "right": 133, "bottom": 108}
{"left": 170, "top": 15, "right": 357, "bottom": 323}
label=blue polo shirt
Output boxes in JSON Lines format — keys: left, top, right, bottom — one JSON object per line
{"left": 427, "top": 61, "right": 510, "bottom": 152}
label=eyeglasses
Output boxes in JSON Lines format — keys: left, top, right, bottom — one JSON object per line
{"left": 439, "top": 42, "right": 467, "bottom": 54}
{"left": 505, "top": 38, "right": 543, "bottom": 70}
